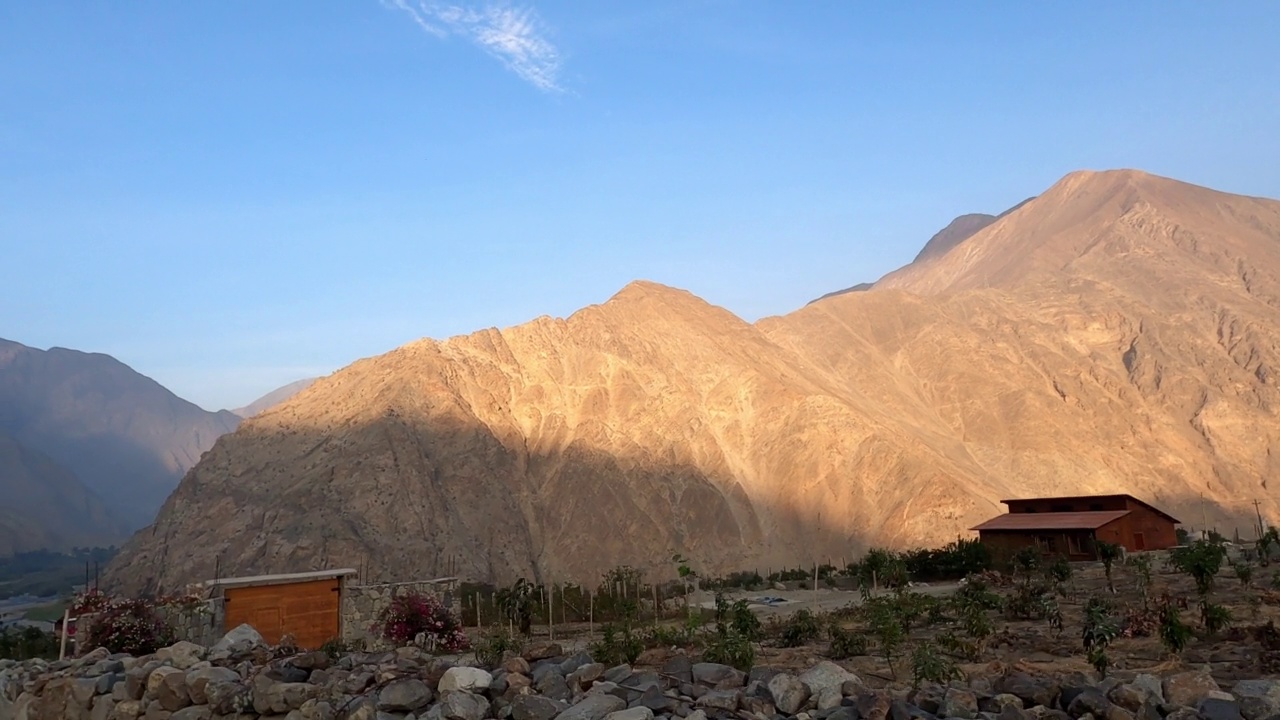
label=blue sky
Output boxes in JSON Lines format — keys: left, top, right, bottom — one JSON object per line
{"left": 2, "top": 2, "right": 1278, "bottom": 411}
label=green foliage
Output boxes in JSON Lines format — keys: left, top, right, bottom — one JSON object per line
{"left": 1169, "top": 539, "right": 1227, "bottom": 596}
{"left": 1096, "top": 541, "right": 1123, "bottom": 593}
{"left": 901, "top": 539, "right": 993, "bottom": 581}
{"left": 592, "top": 621, "right": 644, "bottom": 665}
{"left": 1200, "top": 601, "right": 1232, "bottom": 635}
{"left": 83, "top": 598, "right": 176, "bottom": 656}
{"left": 495, "top": 578, "right": 536, "bottom": 635}
{"left": 319, "top": 637, "right": 362, "bottom": 661}
{"left": 1234, "top": 560, "right": 1255, "bottom": 588}
{"left": 865, "top": 597, "right": 906, "bottom": 677}
{"left": 828, "top": 623, "right": 868, "bottom": 659}
{"left": 936, "top": 630, "right": 981, "bottom": 661}
{"left": 858, "top": 548, "right": 909, "bottom": 589}
{"left": 1259, "top": 527, "right": 1279, "bottom": 566}
{"left": 474, "top": 626, "right": 524, "bottom": 668}
{"left": 1082, "top": 597, "right": 1119, "bottom": 678}
{"left": 1011, "top": 547, "right": 1041, "bottom": 580}
{"left": 714, "top": 593, "right": 763, "bottom": 641}
{"left": 1046, "top": 556, "right": 1073, "bottom": 585}
{"left": 910, "top": 643, "right": 962, "bottom": 688}
{"left": 774, "top": 608, "right": 823, "bottom": 648}
{"left": 0, "top": 626, "right": 59, "bottom": 660}
{"left": 1127, "top": 554, "right": 1153, "bottom": 600}
{"left": 1157, "top": 600, "right": 1193, "bottom": 656}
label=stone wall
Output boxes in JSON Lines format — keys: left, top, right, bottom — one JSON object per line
{"left": 340, "top": 577, "right": 458, "bottom": 649}
{"left": 74, "top": 599, "right": 223, "bottom": 657}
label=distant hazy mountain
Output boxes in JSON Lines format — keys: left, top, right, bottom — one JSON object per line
{"left": 809, "top": 197, "right": 1035, "bottom": 304}
{"left": 0, "top": 433, "right": 123, "bottom": 555}
{"left": 0, "top": 339, "right": 240, "bottom": 530}
{"left": 232, "top": 378, "right": 319, "bottom": 418}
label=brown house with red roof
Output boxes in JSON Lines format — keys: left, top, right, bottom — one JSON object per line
{"left": 972, "top": 494, "right": 1181, "bottom": 561}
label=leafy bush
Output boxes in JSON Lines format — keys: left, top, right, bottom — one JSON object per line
{"left": 1082, "top": 597, "right": 1119, "bottom": 678}
{"left": 320, "top": 637, "right": 363, "bottom": 661}
{"left": 0, "top": 627, "right": 59, "bottom": 660}
{"left": 495, "top": 579, "right": 536, "bottom": 635}
{"left": 774, "top": 608, "right": 823, "bottom": 648}
{"left": 1097, "top": 542, "right": 1123, "bottom": 593}
{"left": 1200, "top": 601, "right": 1232, "bottom": 635}
{"left": 1235, "top": 561, "right": 1255, "bottom": 588}
{"left": 828, "top": 623, "right": 868, "bottom": 659}
{"left": 714, "top": 594, "right": 763, "bottom": 641}
{"left": 1169, "top": 540, "right": 1227, "bottom": 596}
{"left": 374, "top": 591, "right": 468, "bottom": 652}
{"left": 592, "top": 622, "right": 643, "bottom": 665}
{"left": 702, "top": 620, "right": 755, "bottom": 671}
{"left": 901, "top": 539, "right": 992, "bottom": 581}
{"left": 474, "top": 626, "right": 524, "bottom": 668}
{"left": 910, "top": 643, "right": 962, "bottom": 688}
{"left": 83, "top": 598, "right": 176, "bottom": 656}
{"left": 1157, "top": 600, "right": 1193, "bottom": 656}
{"left": 865, "top": 598, "right": 906, "bottom": 676}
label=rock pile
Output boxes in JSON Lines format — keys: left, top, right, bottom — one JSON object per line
{"left": 3, "top": 627, "right": 1278, "bottom": 720}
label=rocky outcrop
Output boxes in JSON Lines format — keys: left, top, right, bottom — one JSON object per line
{"left": 107, "top": 169, "right": 1280, "bottom": 592}
{"left": 0, "top": 628, "right": 1270, "bottom": 720}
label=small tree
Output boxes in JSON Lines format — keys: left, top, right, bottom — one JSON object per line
{"left": 1127, "top": 554, "right": 1153, "bottom": 604}
{"left": 1259, "top": 527, "right": 1279, "bottom": 567}
{"left": 496, "top": 578, "right": 536, "bottom": 635}
{"left": 1096, "top": 541, "right": 1122, "bottom": 594}
{"left": 1169, "top": 539, "right": 1227, "bottom": 596}
{"left": 910, "top": 643, "right": 962, "bottom": 688}
{"left": 866, "top": 597, "right": 905, "bottom": 678}
{"left": 1082, "top": 597, "right": 1119, "bottom": 678}
{"left": 1156, "top": 597, "right": 1192, "bottom": 657}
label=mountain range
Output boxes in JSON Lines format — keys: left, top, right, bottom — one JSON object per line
{"left": 0, "top": 343, "right": 320, "bottom": 553}
{"left": 103, "top": 168, "right": 1280, "bottom": 594}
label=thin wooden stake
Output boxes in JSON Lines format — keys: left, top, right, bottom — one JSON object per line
{"left": 59, "top": 609, "right": 70, "bottom": 660}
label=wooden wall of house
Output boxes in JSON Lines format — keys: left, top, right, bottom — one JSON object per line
{"left": 977, "top": 530, "right": 1098, "bottom": 561}
{"left": 1118, "top": 502, "right": 1178, "bottom": 550}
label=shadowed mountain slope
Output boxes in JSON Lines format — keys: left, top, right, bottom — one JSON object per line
{"left": 0, "top": 339, "right": 241, "bottom": 529}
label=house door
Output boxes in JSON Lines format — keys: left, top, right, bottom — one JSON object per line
{"left": 1133, "top": 532, "right": 1146, "bottom": 551}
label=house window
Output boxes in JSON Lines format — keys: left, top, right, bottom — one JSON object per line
{"left": 1068, "top": 535, "right": 1086, "bottom": 555}
{"left": 1089, "top": 503, "right": 1104, "bottom": 511}
{"left": 1051, "top": 504, "right": 1073, "bottom": 512}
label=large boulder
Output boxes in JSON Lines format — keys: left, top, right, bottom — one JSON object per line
{"left": 1164, "top": 671, "right": 1222, "bottom": 708}
{"left": 513, "top": 694, "right": 566, "bottom": 720}
{"left": 767, "top": 673, "right": 810, "bottom": 715}
{"left": 378, "top": 678, "right": 434, "bottom": 712}
{"left": 996, "top": 674, "right": 1061, "bottom": 709}
{"left": 156, "top": 643, "right": 206, "bottom": 671}
{"left": 204, "top": 680, "right": 250, "bottom": 716}
{"left": 1232, "top": 680, "right": 1280, "bottom": 720}
{"left": 183, "top": 667, "right": 238, "bottom": 705}
{"left": 554, "top": 694, "right": 626, "bottom": 720}
{"left": 250, "top": 674, "right": 316, "bottom": 715}
{"left": 798, "top": 662, "right": 858, "bottom": 699}
{"left": 433, "top": 691, "right": 491, "bottom": 720}
{"left": 209, "top": 624, "right": 265, "bottom": 659}
{"left": 691, "top": 663, "right": 744, "bottom": 689}
{"left": 440, "top": 667, "right": 494, "bottom": 695}
{"left": 146, "top": 666, "right": 190, "bottom": 712}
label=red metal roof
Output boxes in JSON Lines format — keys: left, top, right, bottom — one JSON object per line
{"left": 971, "top": 510, "right": 1130, "bottom": 532}
{"left": 999, "top": 494, "right": 1180, "bottom": 523}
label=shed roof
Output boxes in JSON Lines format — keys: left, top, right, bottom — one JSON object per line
{"left": 971, "top": 510, "right": 1130, "bottom": 532}
{"left": 204, "top": 568, "right": 358, "bottom": 591}
{"left": 1000, "top": 494, "right": 1180, "bottom": 523}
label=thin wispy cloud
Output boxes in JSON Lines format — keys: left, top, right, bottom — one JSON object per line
{"left": 385, "top": 1, "right": 563, "bottom": 92}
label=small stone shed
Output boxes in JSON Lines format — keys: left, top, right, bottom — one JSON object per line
{"left": 205, "top": 569, "right": 358, "bottom": 650}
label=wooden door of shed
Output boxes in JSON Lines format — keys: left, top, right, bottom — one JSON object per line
{"left": 223, "top": 578, "right": 340, "bottom": 650}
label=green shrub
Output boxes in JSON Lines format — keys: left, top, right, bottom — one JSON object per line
{"left": 828, "top": 623, "right": 868, "bottom": 659}
{"left": 910, "top": 643, "right": 962, "bottom": 688}
{"left": 0, "top": 627, "right": 59, "bottom": 660}
{"left": 774, "top": 609, "right": 823, "bottom": 648}
{"left": 1200, "top": 601, "right": 1232, "bottom": 635}
{"left": 1169, "top": 540, "right": 1227, "bottom": 596}
{"left": 1082, "top": 597, "right": 1119, "bottom": 678}
{"left": 901, "top": 539, "right": 992, "bottom": 581}
{"left": 714, "top": 594, "right": 763, "bottom": 641}
{"left": 474, "top": 626, "right": 524, "bottom": 668}
{"left": 592, "top": 622, "right": 644, "bottom": 665}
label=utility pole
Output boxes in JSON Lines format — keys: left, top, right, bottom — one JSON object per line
{"left": 1254, "top": 499, "right": 1266, "bottom": 540}
{"left": 1200, "top": 492, "right": 1208, "bottom": 535}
